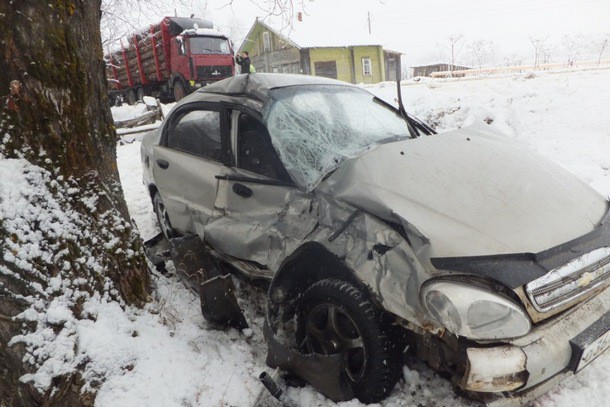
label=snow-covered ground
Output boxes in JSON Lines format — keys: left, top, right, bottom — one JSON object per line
{"left": 14, "top": 68, "right": 610, "bottom": 406}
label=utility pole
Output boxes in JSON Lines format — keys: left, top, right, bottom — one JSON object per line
{"left": 367, "top": 11, "right": 371, "bottom": 34}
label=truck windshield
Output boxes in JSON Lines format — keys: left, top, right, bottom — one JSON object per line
{"left": 265, "top": 85, "right": 411, "bottom": 190}
{"left": 189, "top": 37, "right": 230, "bottom": 54}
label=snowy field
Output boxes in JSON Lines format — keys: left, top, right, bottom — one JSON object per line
{"left": 104, "top": 69, "right": 610, "bottom": 407}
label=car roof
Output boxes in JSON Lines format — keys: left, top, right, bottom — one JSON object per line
{"left": 197, "top": 73, "right": 357, "bottom": 102}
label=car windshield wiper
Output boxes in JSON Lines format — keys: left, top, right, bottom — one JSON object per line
{"left": 372, "top": 96, "right": 419, "bottom": 139}
{"left": 409, "top": 115, "right": 436, "bottom": 136}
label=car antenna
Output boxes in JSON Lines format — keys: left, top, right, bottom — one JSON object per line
{"left": 395, "top": 63, "right": 419, "bottom": 138}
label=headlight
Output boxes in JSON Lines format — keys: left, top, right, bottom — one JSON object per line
{"left": 420, "top": 280, "right": 531, "bottom": 340}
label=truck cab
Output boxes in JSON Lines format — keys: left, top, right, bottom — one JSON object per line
{"left": 171, "top": 28, "right": 235, "bottom": 99}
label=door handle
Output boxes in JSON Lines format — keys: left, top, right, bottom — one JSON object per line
{"left": 156, "top": 159, "right": 169, "bottom": 169}
{"left": 232, "top": 183, "right": 253, "bottom": 198}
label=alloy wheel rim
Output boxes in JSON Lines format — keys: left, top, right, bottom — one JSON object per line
{"left": 155, "top": 200, "right": 172, "bottom": 238}
{"left": 305, "top": 303, "right": 367, "bottom": 382}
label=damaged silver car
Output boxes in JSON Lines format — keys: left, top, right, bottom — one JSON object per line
{"left": 141, "top": 73, "right": 610, "bottom": 405}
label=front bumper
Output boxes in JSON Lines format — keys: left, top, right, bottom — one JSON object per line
{"left": 459, "top": 284, "right": 610, "bottom": 402}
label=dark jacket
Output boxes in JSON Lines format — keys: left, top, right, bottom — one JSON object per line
{"left": 235, "top": 55, "right": 251, "bottom": 74}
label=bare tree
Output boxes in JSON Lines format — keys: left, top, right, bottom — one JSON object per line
{"left": 562, "top": 33, "right": 585, "bottom": 66}
{"left": 503, "top": 53, "right": 525, "bottom": 67}
{"left": 217, "top": 14, "right": 248, "bottom": 47}
{"left": 530, "top": 36, "right": 549, "bottom": 69}
{"left": 542, "top": 41, "right": 556, "bottom": 65}
{"left": 0, "top": 1, "right": 149, "bottom": 404}
{"left": 594, "top": 36, "right": 609, "bottom": 65}
{"left": 0, "top": 1, "right": 309, "bottom": 404}
{"left": 401, "top": 63, "right": 412, "bottom": 80}
{"left": 468, "top": 39, "right": 494, "bottom": 69}
{"left": 438, "top": 34, "right": 465, "bottom": 75}
{"left": 101, "top": 0, "right": 195, "bottom": 47}
{"left": 221, "top": 0, "right": 306, "bottom": 31}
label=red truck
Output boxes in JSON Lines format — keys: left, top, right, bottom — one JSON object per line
{"left": 106, "top": 17, "right": 235, "bottom": 105}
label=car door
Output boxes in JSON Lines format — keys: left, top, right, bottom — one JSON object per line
{"left": 205, "top": 110, "right": 319, "bottom": 276}
{"left": 152, "top": 103, "right": 230, "bottom": 236}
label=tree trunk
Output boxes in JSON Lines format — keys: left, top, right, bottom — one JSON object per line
{"left": 0, "top": 1, "right": 150, "bottom": 404}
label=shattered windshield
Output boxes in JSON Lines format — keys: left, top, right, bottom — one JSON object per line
{"left": 189, "top": 36, "right": 230, "bottom": 54}
{"left": 265, "top": 85, "right": 410, "bottom": 190}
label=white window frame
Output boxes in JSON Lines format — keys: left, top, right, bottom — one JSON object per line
{"left": 362, "top": 57, "right": 372, "bottom": 76}
{"left": 263, "top": 31, "right": 271, "bottom": 52}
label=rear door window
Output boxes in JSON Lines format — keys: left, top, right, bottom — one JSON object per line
{"left": 166, "top": 109, "right": 223, "bottom": 161}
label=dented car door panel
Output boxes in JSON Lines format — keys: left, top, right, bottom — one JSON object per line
{"left": 206, "top": 166, "right": 318, "bottom": 273}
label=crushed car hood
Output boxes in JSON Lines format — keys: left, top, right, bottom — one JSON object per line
{"left": 321, "top": 126, "right": 608, "bottom": 258}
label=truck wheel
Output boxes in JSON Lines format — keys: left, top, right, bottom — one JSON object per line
{"left": 153, "top": 192, "right": 176, "bottom": 239}
{"left": 296, "top": 279, "right": 402, "bottom": 403}
{"left": 125, "top": 89, "right": 136, "bottom": 105}
{"left": 173, "top": 80, "right": 186, "bottom": 102}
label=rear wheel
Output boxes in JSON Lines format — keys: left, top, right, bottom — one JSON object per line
{"left": 137, "top": 87, "right": 146, "bottom": 102}
{"left": 153, "top": 192, "right": 176, "bottom": 239}
{"left": 125, "top": 89, "right": 136, "bottom": 105}
{"left": 172, "top": 80, "right": 186, "bottom": 102}
{"left": 296, "top": 279, "right": 403, "bottom": 403}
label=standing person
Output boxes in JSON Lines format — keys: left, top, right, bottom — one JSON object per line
{"left": 235, "top": 51, "right": 252, "bottom": 75}
{"left": 2, "top": 80, "right": 22, "bottom": 112}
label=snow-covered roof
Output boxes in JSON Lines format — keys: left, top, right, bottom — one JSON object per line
{"left": 255, "top": 18, "right": 384, "bottom": 49}
{"left": 167, "top": 16, "right": 213, "bottom": 31}
{"left": 182, "top": 28, "right": 227, "bottom": 38}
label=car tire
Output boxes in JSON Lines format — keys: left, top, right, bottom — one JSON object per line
{"left": 296, "top": 278, "right": 403, "bottom": 403}
{"left": 173, "top": 80, "right": 186, "bottom": 102}
{"left": 153, "top": 192, "right": 176, "bottom": 240}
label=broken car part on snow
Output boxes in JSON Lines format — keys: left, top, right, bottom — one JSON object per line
{"left": 141, "top": 73, "right": 610, "bottom": 405}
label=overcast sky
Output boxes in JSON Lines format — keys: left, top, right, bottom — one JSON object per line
{"left": 151, "top": 0, "right": 610, "bottom": 66}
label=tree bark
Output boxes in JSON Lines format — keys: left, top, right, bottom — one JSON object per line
{"left": 0, "top": 1, "right": 150, "bottom": 404}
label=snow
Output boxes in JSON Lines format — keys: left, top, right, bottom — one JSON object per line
{"left": 3, "top": 67, "right": 610, "bottom": 406}
{"left": 110, "top": 103, "right": 149, "bottom": 123}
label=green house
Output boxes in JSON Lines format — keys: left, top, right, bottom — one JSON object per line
{"left": 237, "top": 18, "right": 401, "bottom": 84}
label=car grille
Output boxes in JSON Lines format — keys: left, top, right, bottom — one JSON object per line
{"left": 197, "top": 66, "right": 232, "bottom": 81}
{"left": 526, "top": 247, "right": 610, "bottom": 313}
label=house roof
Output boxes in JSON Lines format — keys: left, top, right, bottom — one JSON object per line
{"left": 244, "top": 18, "right": 385, "bottom": 50}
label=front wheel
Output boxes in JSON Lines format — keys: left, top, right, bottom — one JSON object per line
{"left": 296, "top": 279, "right": 403, "bottom": 403}
{"left": 153, "top": 192, "right": 176, "bottom": 239}
{"left": 172, "top": 80, "right": 186, "bottom": 102}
